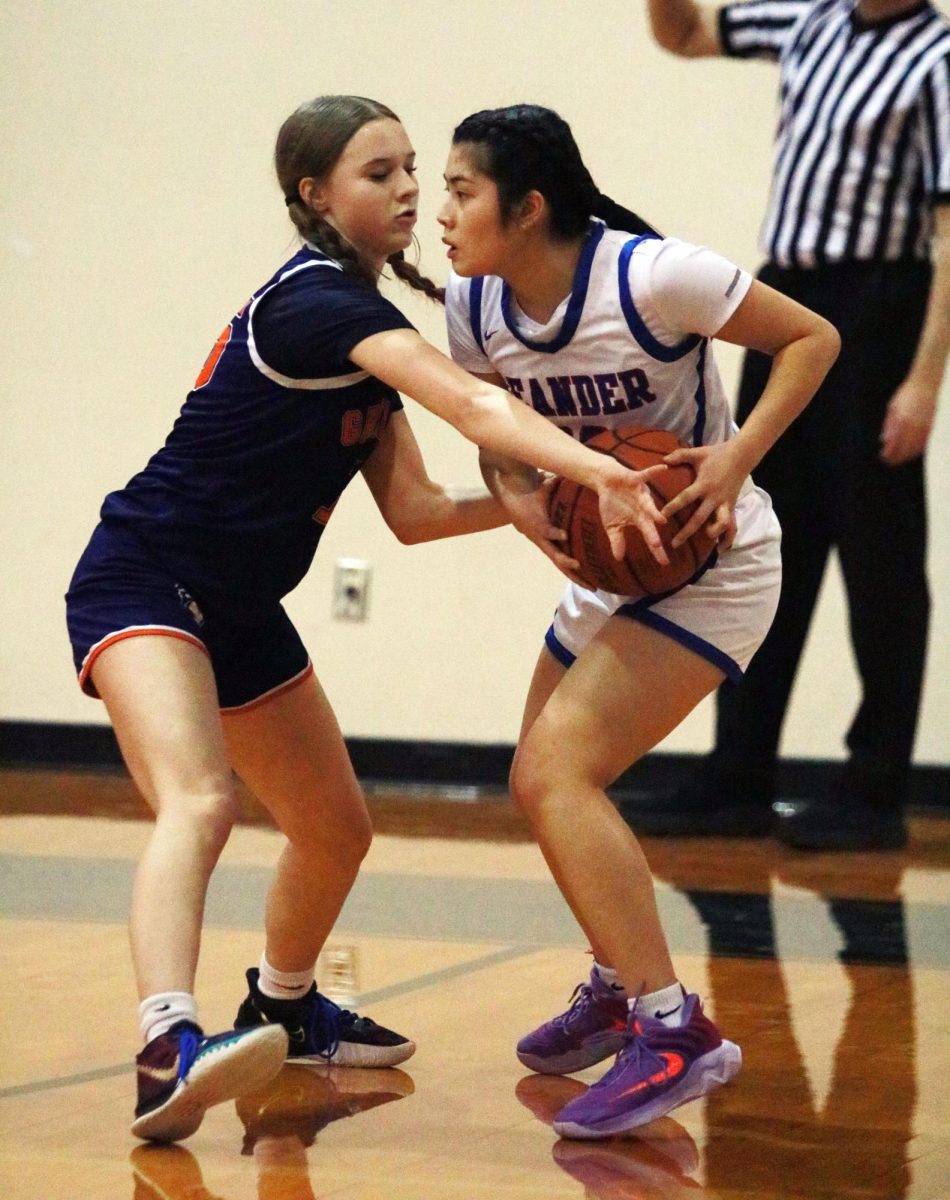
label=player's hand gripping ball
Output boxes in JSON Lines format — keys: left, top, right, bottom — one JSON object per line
{"left": 547, "top": 426, "right": 718, "bottom": 595}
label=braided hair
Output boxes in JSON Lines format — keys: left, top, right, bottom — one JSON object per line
{"left": 276, "top": 95, "right": 444, "bottom": 302}
{"left": 451, "top": 105, "right": 658, "bottom": 240}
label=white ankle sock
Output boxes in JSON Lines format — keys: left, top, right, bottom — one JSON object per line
{"left": 632, "top": 982, "right": 687, "bottom": 1026}
{"left": 139, "top": 991, "right": 199, "bottom": 1043}
{"left": 257, "top": 953, "right": 314, "bottom": 1002}
{"left": 592, "top": 962, "right": 627, "bottom": 994}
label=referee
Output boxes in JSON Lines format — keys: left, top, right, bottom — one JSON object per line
{"left": 627, "top": 0, "right": 950, "bottom": 849}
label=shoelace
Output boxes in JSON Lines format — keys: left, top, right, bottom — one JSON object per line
{"left": 554, "top": 982, "right": 596, "bottom": 1030}
{"left": 596, "top": 1003, "right": 668, "bottom": 1088}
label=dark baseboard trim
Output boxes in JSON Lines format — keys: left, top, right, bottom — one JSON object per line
{"left": 1, "top": 719, "right": 947, "bottom": 809}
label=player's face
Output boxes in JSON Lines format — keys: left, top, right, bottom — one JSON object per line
{"left": 438, "top": 147, "right": 513, "bottom": 277}
{"left": 311, "top": 119, "right": 418, "bottom": 271}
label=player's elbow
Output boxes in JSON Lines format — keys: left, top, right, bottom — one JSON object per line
{"left": 380, "top": 505, "right": 433, "bottom": 545}
{"left": 815, "top": 317, "right": 841, "bottom": 369}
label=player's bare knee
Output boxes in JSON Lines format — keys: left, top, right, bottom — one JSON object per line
{"left": 154, "top": 787, "right": 237, "bottom": 858}
{"left": 287, "top": 790, "right": 372, "bottom": 866}
{"left": 510, "top": 738, "right": 559, "bottom": 819}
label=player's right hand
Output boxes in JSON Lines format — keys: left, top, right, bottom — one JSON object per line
{"left": 595, "top": 460, "right": 670, "bottom": 565}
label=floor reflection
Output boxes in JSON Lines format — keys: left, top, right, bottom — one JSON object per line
{"left": 698, "top": 859, "right": 914, "bottom": 1199}
{"left": 130, "top": 1065, "right": 414, "bottom": 1200}
{"left": 516, "top": 1075, "right": 701, "bottom": 1196}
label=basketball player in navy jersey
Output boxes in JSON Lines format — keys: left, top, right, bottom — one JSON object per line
{"left": 439, "top": 104, "right": 839, "bottom": 1139}
{"left": 65, "top": 95, "right": 676, "bottom": 1143}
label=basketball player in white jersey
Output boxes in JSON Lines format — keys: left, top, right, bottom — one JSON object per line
{"left": 439, "top": 103, "right": 840, "bottom": 1139}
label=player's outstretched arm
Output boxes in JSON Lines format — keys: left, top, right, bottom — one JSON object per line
{"left": 360, "top": 409, "right": 508, "bottom": 544}
{"left": 648, "top": 0, "right": 723, "bottom": 58}
{"left": 349, "top": 328, "right": 668, "bottom": 561}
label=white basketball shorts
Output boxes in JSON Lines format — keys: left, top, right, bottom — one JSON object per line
{"left": 546, "top": 484, "right": 782, "bottom": 683}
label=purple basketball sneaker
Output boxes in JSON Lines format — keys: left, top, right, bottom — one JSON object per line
{"left": 552, "top": 992, "right": 741, "bottom": 1139}
{"left": 517, "top": 967, "right": 629, "bottom": 1075}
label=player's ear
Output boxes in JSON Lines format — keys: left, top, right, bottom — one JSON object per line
{"left": 299, "top": 177, "right": 328, "bottom": 214}
{"left": 518, "top": 190, "right": 546, "bottom": 232}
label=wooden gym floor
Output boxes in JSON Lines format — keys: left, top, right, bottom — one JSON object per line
{"left": 1, "top": 767, "right": 948, "bottom": 1199}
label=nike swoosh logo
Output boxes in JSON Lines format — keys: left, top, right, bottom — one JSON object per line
{"left": 484, "top": 329, "right": 497, "bottom": 341}
{"left": 616, "top": 1051, "right": 686, "bottom": 1100}
{"left": 655, "top": 1006, "right": 682, "bottom": 1021}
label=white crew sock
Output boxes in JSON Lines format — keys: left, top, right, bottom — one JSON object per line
{"left": 257, "top": 953, "right": 315, "bottom": 1002}
{"left": 139, "top": 991, "right": 199, "bottom": 1044}
{"left": 592, "top": 962, "right": 627, "bottom": 994}
{"left": 632, "top": 982, "right": 687, "bottom": 1026}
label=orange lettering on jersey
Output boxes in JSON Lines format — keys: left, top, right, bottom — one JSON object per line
{"left": 313, "top": 504, "right": 336, "bottom": 526}
{"left": 341, "top": 399, "right": 392, "bottom": 447}
{"left": 341, "top": 409, "right": 364, "bottom": 447}
{"left": 194, "top": 323, "right": 233, "bottom": 389}
{"left": 362, "top": 399, "right": 387, "bottom": 441}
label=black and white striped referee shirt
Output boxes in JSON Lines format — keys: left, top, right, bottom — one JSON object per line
{"left": 719, "top": 0, "right": 950, "bottom": 267}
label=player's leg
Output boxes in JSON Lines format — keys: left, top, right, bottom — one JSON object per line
{"left": 91, "top": 635, "right": 287, "bottom": 1141}
{"left": 513, "top": 618, "right": 723, "bottom": 994}
{"left": 223, "top": 673, "right": 414, "bottom": 1068}
{"left": 512, "top": 618, "right": 740, "bottom": 1135}
{"left": 93, "top": 635, "right": 235, "bottom": 997}
{"left": 513, "top": 644, "right": 645, "bottom": 1076}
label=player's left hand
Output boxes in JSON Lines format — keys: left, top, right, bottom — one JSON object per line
{"left": 660, "top": 442, "right": 746, "bottom": 549}
{"left": 879, "top": 379, "right": 936, "bottom": 465}
{"left": 505, "top": 476, "right": 587, "bottom": 582}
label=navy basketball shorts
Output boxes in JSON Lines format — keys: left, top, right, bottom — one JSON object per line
{"left": 65, "top": 522, "right": 312, "bottom": 712}
{"left": 547, "top": 484, "right": 782, "bottom": 682}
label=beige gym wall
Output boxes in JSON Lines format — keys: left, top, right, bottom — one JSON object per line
{"left": 2, "top": 0, "right": 947, "bottom": 766}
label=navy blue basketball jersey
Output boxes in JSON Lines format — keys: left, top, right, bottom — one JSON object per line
{"left": 101, "top": 246, "right": 413, "bottom": 616}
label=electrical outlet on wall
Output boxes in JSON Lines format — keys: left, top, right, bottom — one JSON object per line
{"left": 333, "top": 558, "right": 371, "bottom": 622}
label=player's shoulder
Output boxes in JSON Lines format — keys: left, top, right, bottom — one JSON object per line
{"left": 446, "top": 267, "right": 506, "bottom": 312}
{"left": 615, "top": 230, "right": 709, "bottom": 271}
{"left": 445, "top": 267, "right": 471, "bottom": 303}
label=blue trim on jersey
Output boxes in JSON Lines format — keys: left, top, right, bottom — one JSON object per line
{"left": 692, "top": 339, "right": 709, "bottom": 447}
{"left": 616, "top": 605, "right": 743, "bottom": 682}
{"left": 499, "top": 222, "right": 606, "bottom": 354}
{"left": 544, "top": 624, "right": 577, "bottom": 668}
{"left": 469, "top": 276, "right": 485, "bottom": 354}
{"left": 617, "top": 237, "right": 703, "bottom": 363}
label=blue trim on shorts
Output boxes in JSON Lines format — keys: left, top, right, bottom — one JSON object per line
{"left": 616, "top": 605, "right": 743, "bottom": 682}
{"left": 619, "top": 547, "right": 719, "bottom": 613}
{"left": 544, "top": 624, "right": 577, "bottom": 668}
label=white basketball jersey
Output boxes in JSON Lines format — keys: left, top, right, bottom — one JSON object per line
{"left": 445, "top": 223, "right": 752, "bottom": 449}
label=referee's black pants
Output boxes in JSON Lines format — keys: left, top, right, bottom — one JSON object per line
{"left": 708, "top": 259, "right": 931, "bottom": 809}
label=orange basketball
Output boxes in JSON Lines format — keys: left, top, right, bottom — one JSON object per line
{"left": 547, "top": 426, "right": 718, "bottom": 596}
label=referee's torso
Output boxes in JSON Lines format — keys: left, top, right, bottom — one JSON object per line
{"left": 719, "top": 0, "right": 950, "bottom": 267}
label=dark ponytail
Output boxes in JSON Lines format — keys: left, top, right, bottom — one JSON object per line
{"left": 452, "top": 104, "right": 658, "bottom": 240}
{"left": 592, "top": 193, "right": 660, "bottom": 238}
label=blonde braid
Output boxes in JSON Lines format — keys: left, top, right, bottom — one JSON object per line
{"left": 388, "top": 251, "right": 445, "bottom": 304}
